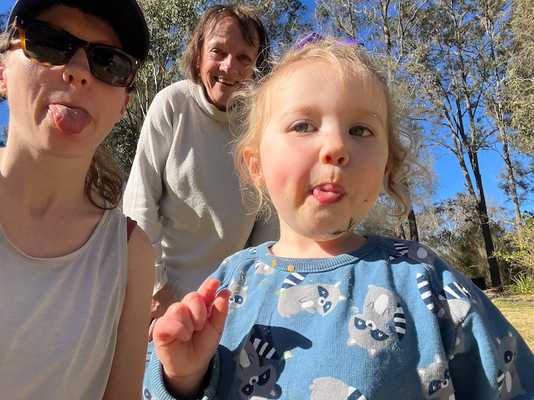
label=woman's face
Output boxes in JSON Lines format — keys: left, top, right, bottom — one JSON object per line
{"left": 0, "top": 5, "right": 129, "bottom": 160}
{"left": 197, "top": 16, "right": 259, "bottom": 111}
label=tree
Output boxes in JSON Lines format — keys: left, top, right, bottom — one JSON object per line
{"left": 505, "top": 0, "right": 534, "bottom": 154}
{"left": 405, "top": 0, "right": 504, "bottom": 287}
{"left": 478, "top": 0, "right": 525, "bottom": 225}
{"left": 497, "top": 214, "right": 534, "bottom": 274}
{"left": 418, "top": 193, "right": 508, "bottom": 284}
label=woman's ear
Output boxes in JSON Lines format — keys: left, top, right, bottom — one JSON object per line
{"left": 243, "top": 147, "right": 263, "bottom": 187}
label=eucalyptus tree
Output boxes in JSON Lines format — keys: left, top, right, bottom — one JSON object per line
{"left": 505, "top": 0, "right": 534, "bottom": 154}
{"left": 405, "top": 0, "right": 506, "bottom": 286}
{"left": 478, "top": 0, "right": 524, "bottom": 225}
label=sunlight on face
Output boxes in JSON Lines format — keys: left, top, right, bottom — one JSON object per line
{"left": 255, "top": 60, "right": 389, "bottom": 253}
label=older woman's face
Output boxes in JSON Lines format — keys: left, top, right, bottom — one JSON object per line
{"left": 0, "top": 5, "right": 128, "bottom": 159}
{"left": 197, "top": 16, "right": 259, "bottom": 111}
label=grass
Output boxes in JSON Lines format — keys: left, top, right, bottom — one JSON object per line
{"left": 492, "top": 294, "right": 534, "bottom": 351}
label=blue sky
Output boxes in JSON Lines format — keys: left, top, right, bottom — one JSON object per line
{"left": 0, "top": 0, "right": 530, "bottom": 215}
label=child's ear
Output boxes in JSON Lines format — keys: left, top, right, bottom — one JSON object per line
{"left": 243, "top": 148, "right": 263, "bottom": 187}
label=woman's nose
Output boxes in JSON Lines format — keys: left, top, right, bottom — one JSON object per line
{"left": 62, "top": 49, "right": 92, "bottom": 87}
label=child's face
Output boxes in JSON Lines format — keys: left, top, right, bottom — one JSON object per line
{"left": 253, "top": 60, "right": 389, "bottom": 244}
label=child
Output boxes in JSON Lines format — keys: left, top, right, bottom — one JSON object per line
{"left": 143, "top": 38, "right": 534, "bottom": 399}
{"left": 0, "top": 0, "right": 153, "bottom": 398}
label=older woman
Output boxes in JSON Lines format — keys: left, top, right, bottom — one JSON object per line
{"left": 0, "top": 0, "right": 153, "bottom": 398}
{"left": 123, "top": 4, "right": 278, "bottom": 312}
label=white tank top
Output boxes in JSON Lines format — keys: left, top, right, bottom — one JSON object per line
{"left": 0, "top": 208, "right": 128, "bottom": 400}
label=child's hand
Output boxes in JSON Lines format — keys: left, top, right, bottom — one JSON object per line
{"left": 152, "top": 278, "right": 230, "bottom": 398}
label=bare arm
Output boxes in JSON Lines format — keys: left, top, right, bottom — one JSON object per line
{"left": 103, "top": 226, "right": 154, "bottom": 399}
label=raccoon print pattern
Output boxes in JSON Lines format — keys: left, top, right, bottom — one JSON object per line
{"left": 417, "top": 356, "right": 455, "bottom": 400}
{"left": 255, "top": 261, "right": 275, "bottom": 276}
{"left": 389, "top": 240, "right": 437, "bottom": 264}
{"left": 417, "top": 274, "right": 472, "bottom": 325}
{"left": 228, "top": 277, "right": 248, "bottom": 310}
{"left": 277, "top": 272, "right": 345, "bottom": 318}
{"left": 417, "top": 273, "right": 446, "bottom": 318}
{"left": 309, "top": 377, "right": 366, "bottom": 400}
{"left": 496, "top": 332, "right": 525, "bottom": 399}
{"left": 440, "top": 281, "right": 472, "bottom": 325}
{"left": 347, "top": 285, "right": 406, "bottom": 355}
{"left": 234, "top": 330, "right": 283, "bottom": 399}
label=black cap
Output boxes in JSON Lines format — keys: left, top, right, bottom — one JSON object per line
{"left": 7, "top": 0, "right": 150, "bottom": 61}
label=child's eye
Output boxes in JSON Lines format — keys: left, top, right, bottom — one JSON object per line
{"left": 290, "top": 121, "right": 315, "bottom": 133}
{"left": 349, "top": 126, "right": 373, "bottom": 137}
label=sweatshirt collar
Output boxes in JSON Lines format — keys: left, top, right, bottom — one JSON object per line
{"left": 188, "top": 80, "right": 228, "bottom": 124}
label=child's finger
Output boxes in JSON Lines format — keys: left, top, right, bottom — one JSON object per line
{"left": 181, "top": 292, "right": 208, "bottom": 331}
{"left": 153, "top": 302, "right": 195, "bottom": 345}
{"left": 196, "top": 278, "right": 222, "bottom": 306}
{"left": 209, "top": 289, "right": 230, "bottom": 335}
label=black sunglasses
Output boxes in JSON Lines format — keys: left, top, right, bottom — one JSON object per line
{"left": 14, "top": 19, "right": 141, "bottom": 88}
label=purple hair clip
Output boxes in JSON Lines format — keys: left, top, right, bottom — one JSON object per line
{"left": 294, "top": 32, "right": 364, "bottom": 49}
{"left": 294, "top": 32, "right": 323, "bottom": 48}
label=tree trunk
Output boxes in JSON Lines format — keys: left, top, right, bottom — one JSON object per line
{"left": 407, "top": 208, "right": 419, "bottom": 241}
{"left": 498, "top": 122, "right": 523, "bottom": 225}
{"left": 470, "top": 150, "right": 502, "bottom": 287}
{"left": 452, "top": 136, "right": 501, "bottom": 287}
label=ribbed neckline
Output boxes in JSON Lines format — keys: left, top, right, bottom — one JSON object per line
{"left": 188, "top": 80, "right": 228, "bottom": 124}
{"left": 255, "top": 236, "right": 381, "bottom": 273}
{"left": 0, "top": 209, "right": 111, "bottom": 264}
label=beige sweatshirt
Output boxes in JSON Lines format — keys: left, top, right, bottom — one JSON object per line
{"left": 123, "top": 80, "right": 278, "bottom": 298}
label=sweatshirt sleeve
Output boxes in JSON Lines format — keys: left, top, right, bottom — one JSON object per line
{"left": 448, "top": 291, "right": 534, "bottom": 399}
{"left": 142, "top": 251, "right": 253, "bottom": 400}
{"left": 425, "top": 255, "right": 534, "bottom": 400}
{"left": 123, "top": 88, "right": 175, "bottom": 294}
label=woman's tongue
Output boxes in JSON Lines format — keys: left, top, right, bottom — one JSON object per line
{"left": 312, "top": 184, "right": 343, "bottom": 204}
{"left": 49, "top": 104, "right": 91, "bottom": 135}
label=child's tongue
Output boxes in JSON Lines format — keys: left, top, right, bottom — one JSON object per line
{"left": 49, "top": 104, "right": 91, "bottom": 135}
{"left": 312, "top": 184, "right": 342, "bottom": 204}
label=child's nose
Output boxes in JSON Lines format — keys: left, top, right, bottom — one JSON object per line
{"left": 320, "top": 132, "right": 350, "bottom": 167}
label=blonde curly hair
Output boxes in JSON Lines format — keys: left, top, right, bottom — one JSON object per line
{"left": 230, "top": 37, "right": 413, "bottom": 219}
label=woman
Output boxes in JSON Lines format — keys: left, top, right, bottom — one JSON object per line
{"left": 123, "top": 4, "right": 278, "bottom": 314}
{"left": 0, "top": 0, "right": 153, "bottom": 398}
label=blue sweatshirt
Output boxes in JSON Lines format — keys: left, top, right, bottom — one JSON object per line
{"left": 144, "top": 236, "right": 534, "bottom": 400}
